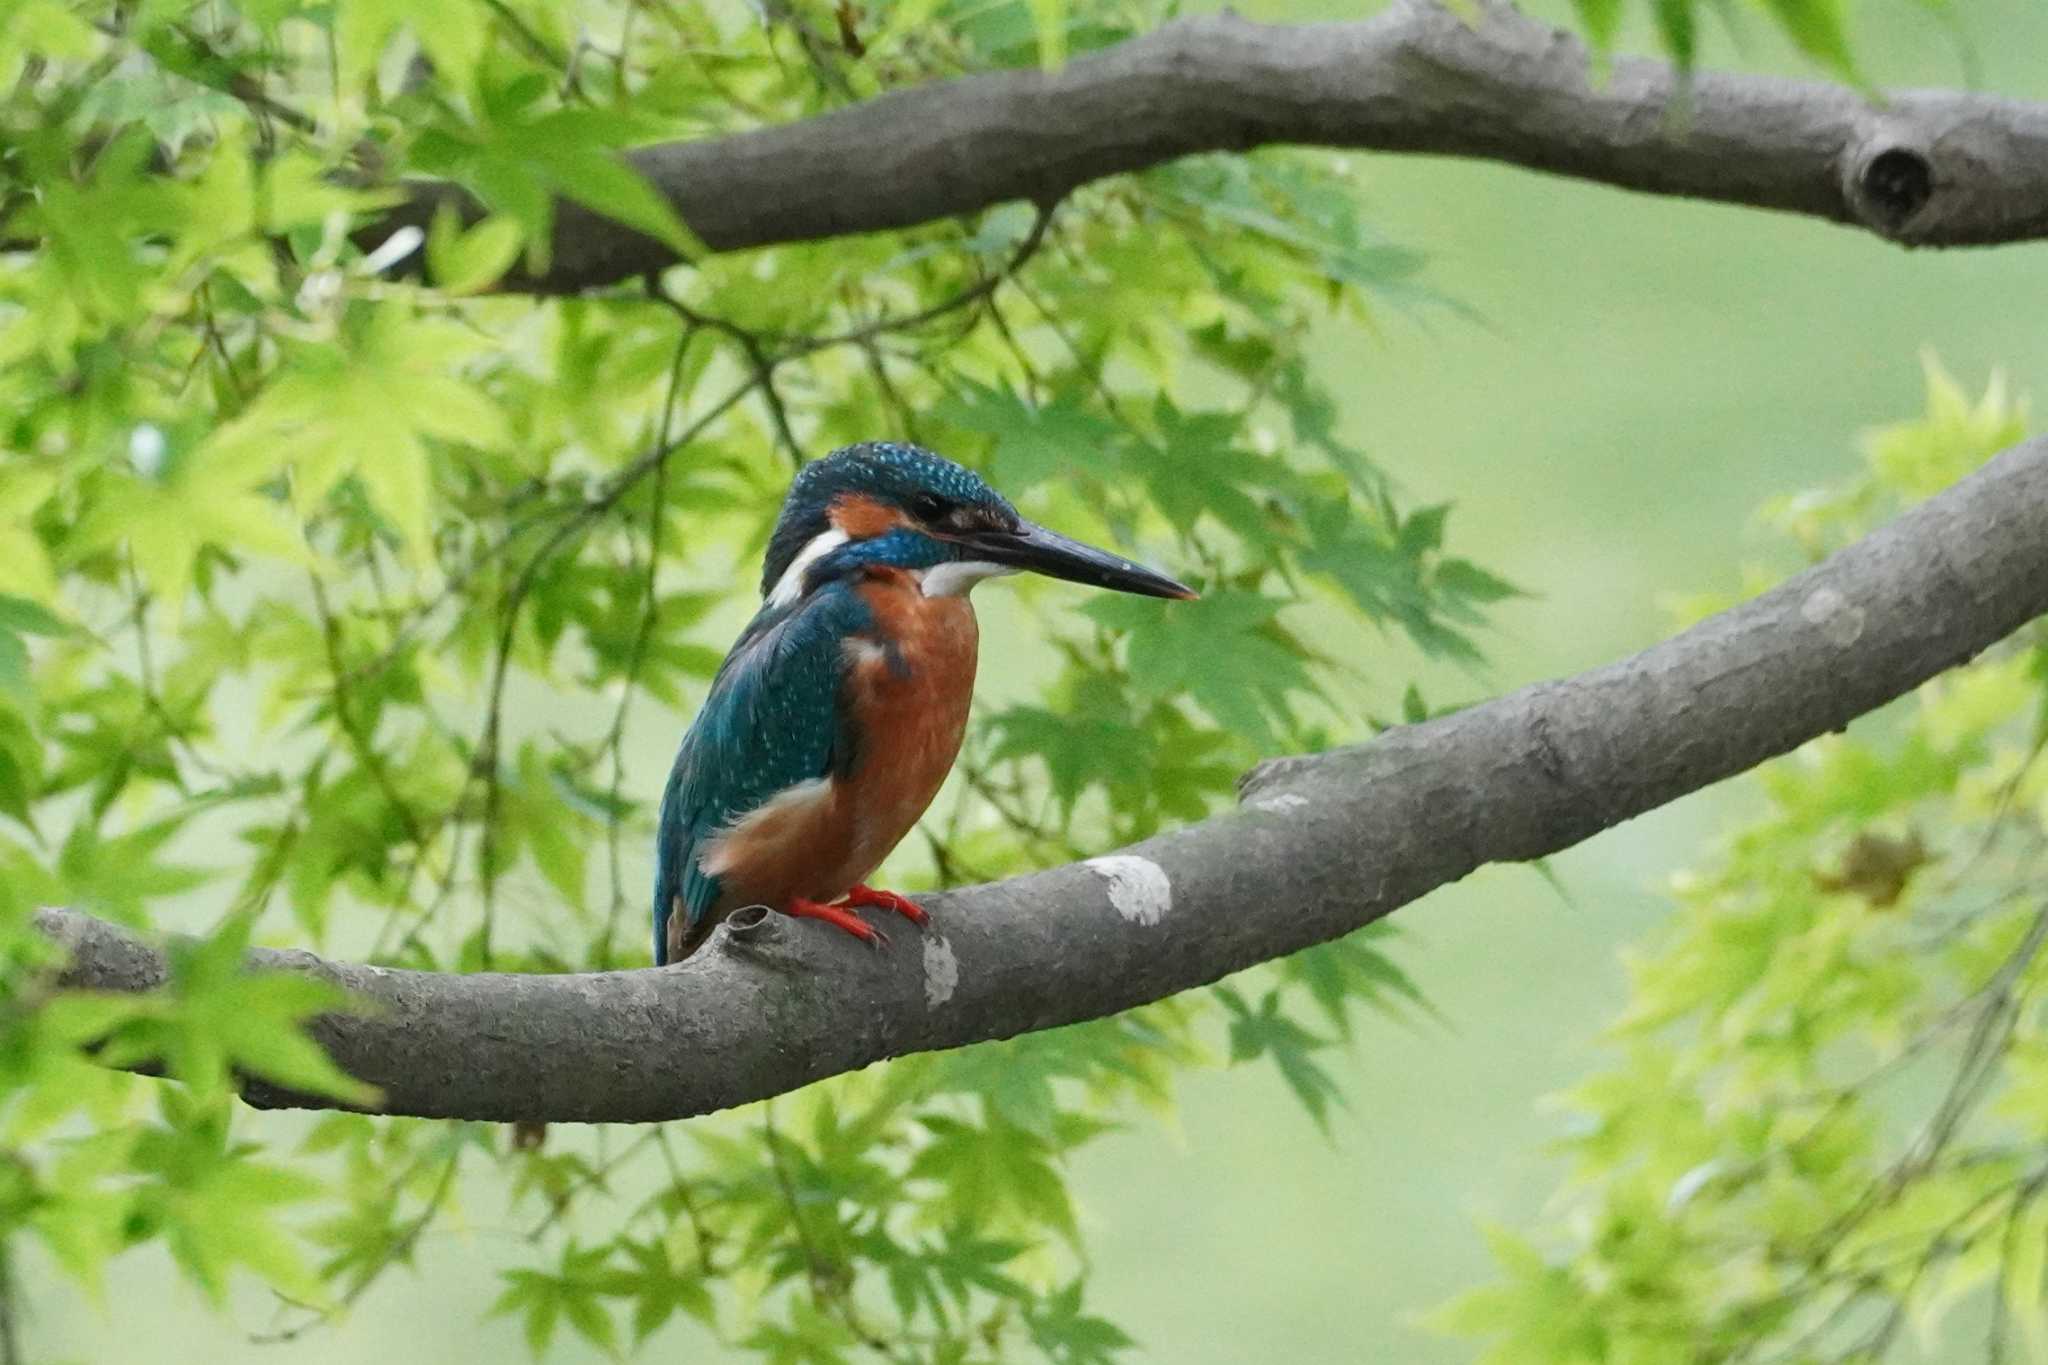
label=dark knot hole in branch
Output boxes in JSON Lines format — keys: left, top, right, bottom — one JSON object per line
{"left": 727, "top": 904, "right": 773, "bottom": 936}
{"left": 1859, "top": 147, "right": 1934, "bottom": 230}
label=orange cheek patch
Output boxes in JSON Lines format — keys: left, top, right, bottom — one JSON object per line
{"left": 829, "top": 493, "right": 908, "bottom": 539}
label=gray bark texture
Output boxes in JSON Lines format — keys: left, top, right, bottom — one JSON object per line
{"left": 35, "top": 436, "right": 2048, "bottom": 1124}
{"left": 364, "top": 0, "right": 2048, "bottom": 293}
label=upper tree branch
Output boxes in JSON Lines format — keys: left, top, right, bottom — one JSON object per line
{"left": 35, "top": 436, "right": 2048, "bottom": 1123}
{"left": 363, "top": 0, "right": 2048, "bottom": 293}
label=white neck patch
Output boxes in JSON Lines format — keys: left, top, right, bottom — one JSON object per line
{"left": 920, "top": 560, "right": 1015, "bottom": 598}
{"left": 767, "top": 529, "right": 849, "bottom": 607}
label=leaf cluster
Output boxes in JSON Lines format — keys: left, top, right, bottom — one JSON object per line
{"left": 0, "top": 0, "right": 1500, "bottom": 1357}
{"left": 1440, "top": 364, "right": 2048, "bottom": 1364}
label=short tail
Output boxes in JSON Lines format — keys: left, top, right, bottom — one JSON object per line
{"left": 651, "top": 859, "right": 678, "bottom": 966}
{"left": 652, "top": 863, "right": 714, "bottom": 965}
{"left": 652, "top": 773, "right": 688, "bottom": 966}
{"left": 653, "top": 775, "right": 720, "bottom": 965}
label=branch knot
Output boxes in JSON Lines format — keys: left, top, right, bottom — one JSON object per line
{"left": 1844, "top": 125, "right": 1936, "bottom": 237}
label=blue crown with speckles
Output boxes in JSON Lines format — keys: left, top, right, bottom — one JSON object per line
{"left": 758, "top": 443, "right": 1014, "bottom": 597}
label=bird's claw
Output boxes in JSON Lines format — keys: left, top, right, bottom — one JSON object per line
{"left": 784, "top": 886, "right": 923, "bottom": 950}
{"left": 844, "top": 883, "right": 929, "bottom": 927}
{"left": 786, "top": 896, "right": 889, "bottom": 948}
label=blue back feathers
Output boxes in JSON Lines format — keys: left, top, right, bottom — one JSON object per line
{"left": 652, "top": 582, "right": 875, "bottom": 963}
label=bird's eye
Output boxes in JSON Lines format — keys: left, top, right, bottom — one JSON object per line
{"left": 908, "top": 492, "right": 949, "bottom": 522}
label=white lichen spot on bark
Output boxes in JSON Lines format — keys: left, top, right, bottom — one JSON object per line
{"left": 1801, "top": 585, "right": 1866, "bottom": 646}
{"left": 1084, "top": 855, "right": 1171, "bottom": 926}
{"left": 1249, "top": 793, "right": 1309, "bottom": 813}
{"left": 922, "top": 934, "right": 958, "bottom": 1008}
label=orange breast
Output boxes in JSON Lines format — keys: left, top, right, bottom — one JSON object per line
{"left": 832, "top": 568, "right": 980, "bottom": 889}
{"left": 700, "top": 567, "right": 978, "bottom": 915}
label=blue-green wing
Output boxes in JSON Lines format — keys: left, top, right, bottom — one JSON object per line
{"left": 652, "top": 582, "right": 873, "bottom": 963}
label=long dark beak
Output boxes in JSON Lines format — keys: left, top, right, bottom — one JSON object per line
{"left": 961, "top": 521, "right": 1196, "bottom": 599}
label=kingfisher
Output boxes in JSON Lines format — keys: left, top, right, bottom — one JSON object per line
{"left": 652, "top": 441, "right": 1194, "bottom": 965}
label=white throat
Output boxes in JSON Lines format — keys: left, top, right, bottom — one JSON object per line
{"left": 769, "top": 533, "right": 1016, "bottom": 604}
{"left": 767, "top": 529, "right": 849, "bottom": 607}
{"left": 919, "top": 560, "right": 1015, "bottom": 598}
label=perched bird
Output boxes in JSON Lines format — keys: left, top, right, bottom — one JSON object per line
{"left": 652, "top": 442, "right": 1194, "bottom": 965}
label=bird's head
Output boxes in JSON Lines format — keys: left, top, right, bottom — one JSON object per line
{"left": 761, "top": 442, "right": 1195, "bottom": 605}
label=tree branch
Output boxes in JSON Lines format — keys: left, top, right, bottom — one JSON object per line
{"left": 35, "top": 436, "right": 2048, "bottom": 1124}
{"left": 363, "top": 0, "right": 2048, "bottom": 293}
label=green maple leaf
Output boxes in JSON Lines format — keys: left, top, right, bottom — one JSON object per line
{"left": 198, "top": 301, "right": 509, "bottom": 565}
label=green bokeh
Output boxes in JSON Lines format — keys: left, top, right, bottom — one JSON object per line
{"left": 1076, "top": 2, "right": 2048, "bottom": 1361}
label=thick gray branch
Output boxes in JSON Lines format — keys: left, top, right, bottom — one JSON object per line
{"left": 367, "top": 0, "right": 2048, "bottom": 292}
{"left": 35, "top": 437, "right": 2048, "bottom": 1123}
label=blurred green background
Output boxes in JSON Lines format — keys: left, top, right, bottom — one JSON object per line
{"left": 38, "top": 0, "right": 2048, "bottom": 1359}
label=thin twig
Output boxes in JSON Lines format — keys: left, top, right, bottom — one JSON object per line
{"left": 472, "top": 374, "right": 761, "bottom": 965}
{"left": 524, "top": 1129, "right": 662, "bottom": 1241}
{"left": 762, "top": 1103, "right": 906, "bottom": 1361}
{"left": 309, "top": 572, "right": 428, "bottom": 847}
{"left": 784, "top": 202, "right": 1056, "bottom": 360}
{"left": 252, "top": 1130, "right": 468, "bottom": 1344}
{"left": 598, "top": 321, "right": 697, "bottom": 967}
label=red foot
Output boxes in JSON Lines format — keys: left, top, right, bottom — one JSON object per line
{"left": 845, "top": 883, "right": 929, "bottom": 927}
{"left": 786, "top": 897, "right": 886, "bottom": 947}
